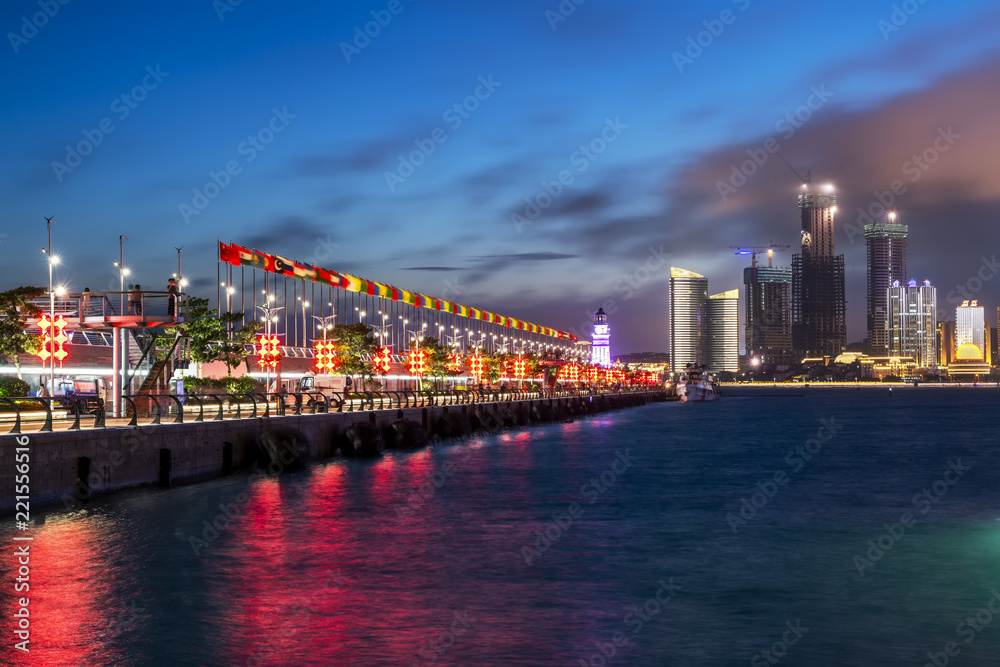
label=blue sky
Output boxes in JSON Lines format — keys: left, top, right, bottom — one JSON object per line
{"left": 2, "top": 0, "right": 999, "bottom": 354}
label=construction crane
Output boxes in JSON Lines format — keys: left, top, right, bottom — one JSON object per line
{"left": 730, "top": 242, "right": 790, "bottom": 268}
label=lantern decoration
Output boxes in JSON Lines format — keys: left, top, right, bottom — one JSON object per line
{"left": 467, "top": 353, "right": 485, "bottom": 377}
{"left": 372, "top": 347, "right": 393, "bottom": 374}
{"left": 562, "top": 363, "right": 580, "bottom": 382}
{"left": 585, "top": 367, "right": 600, "bottom": 384}
{"left": 512, "top": 359, "right": 527, "bottom": 378}
{"left": 256, "top": 334, "right": 282, "bottom": 371}
{"left": 501, "top": 359, "right": 510, "bottom": 376}
{"left": 313, "top": 340, "right": 338, "bottom": 374}
{"left": 446, "top": 352, "right": 463, "bottom": 373}
{"left": 37, "top": 314, "right": 69, "bottom": 363}
{"left": 405, "top": 349, "right": 429, "bottom": 376}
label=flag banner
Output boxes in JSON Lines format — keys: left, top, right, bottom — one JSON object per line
{"left": 229, "top": 242, "right": 577, "bottom": 340}
{"left": 219, "top": 241, "right": 240, "bottom": 266}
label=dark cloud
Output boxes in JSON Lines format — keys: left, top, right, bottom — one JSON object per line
{"left": 479, "top": 252, "right": 579, "bottom": 261}
{"left": 402, "top": 266, "right": 464, "bottom": 271}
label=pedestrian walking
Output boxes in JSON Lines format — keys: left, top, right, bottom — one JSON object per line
{"left": 167, "top": 278, "right": 179, "bottom": 316}
{"left": 129, "top": 284, "right": 142, "bottom": 316}
{"left": 80, "top": 287, "right": 91, "bottom": 321}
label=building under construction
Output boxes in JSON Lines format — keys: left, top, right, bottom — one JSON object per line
{"left": 744, "top": 265, "right": 793, "bottom": 365}
{"left": 791, "top": 185, "right": 846, "bottom": 360}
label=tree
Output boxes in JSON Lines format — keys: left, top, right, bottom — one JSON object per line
{"left": 332, "top": 323, "right": 378, "bottom": 390}
{"left": 179, "top": 297, "right": 260, "bottom": 375}
{"left": 416, "top": 336, "right": 454, "bottom": 389}
{"left": 0, "top": 286, "right": 45, "bottom": 380}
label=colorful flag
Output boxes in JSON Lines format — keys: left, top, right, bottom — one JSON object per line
{"left": 219, "top": 241, "right": 240, "bottom": 266}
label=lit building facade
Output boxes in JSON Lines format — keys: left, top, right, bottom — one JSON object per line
{"left": 591, "top": 308, "right": 611, "bottom": 367}
{"left": 949, "top": 300, "right": 990, "bottom": 378}
{"left": 743, "top": 266, "right": 792, "bottom": 365}
{"left": 937, "top": 321, "right": 956, "bottom": 367}
{"left": 669, "top": 267, "right": 708, "bottom": 371}
{"left": 887, "top": 279, "right": 936, "bottom": 367}
{"left": 792, "top": 184, "right": 846, "bottom": 359}
{"left": 865, "top": 218, "right": 908, "bottom": 355}
{"left": 707, "top": 290, "right": 740, "bottom": 372}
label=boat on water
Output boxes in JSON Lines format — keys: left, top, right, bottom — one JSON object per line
{"left": 675, "top": 366, "right": 720, "bottom": 402}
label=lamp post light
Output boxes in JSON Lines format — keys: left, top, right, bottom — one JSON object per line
{"left": 41, "top": 217, "right": 62, "bottom": 394}
{"left": 256, "top": 296, "right": 283, "bottom": 390}
{"left": 297, "top": 297, "right": 310, "bottom": 347}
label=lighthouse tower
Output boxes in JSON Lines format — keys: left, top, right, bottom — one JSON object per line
{"left": 591, "top": 308, "right": 611, "bottom": 367}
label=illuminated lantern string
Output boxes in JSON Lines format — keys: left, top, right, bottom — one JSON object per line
{"left": 406, "top": 349, "right": 428, "bottom": 376}
{"left": 256, "top": 334, "right": 282, "bottom": 370}
{"left": 446, "top": 352, "right": 463, "bottom": 373}
{"left": 512, "top": 359, "right": 527, "bottom": 378}
{"left": 36, "top": 314, "right": 69, "bottom": 363}
{"left": 562, "top": 363, "right": 580, "bottom": 382}
{"left": 313, "top": 340, "right": 338, "bottom": 374}
{"left": 467, "top": 353, "right": 485, "bottom": 378}
{"left": 372, "top": 347, "right": 393, "bottom": 374}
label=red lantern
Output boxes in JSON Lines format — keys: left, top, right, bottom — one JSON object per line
{"left": 37, "top": 314, "right": 69, "bottom": 363}
{"left": 562, "top": 363, "right": 580, "bottom": 382}
{"left": 406, "top": 349, "right": 428, "bottom": 376}
{"left": 513, "top": 359, "right": 527, "bottom": 378}
{"left": 467, "top": 353, "right": 485, "bottom": 377}
{"left": 256, "top": 334, "right": 282, "bottom": 370}
{"left": 446, "top": 352, "right": 463, "bottom": 373}
{"left": 372, "top": 347, "right": 393, "bottom": 374}
{"left": 313, "top": 340, "right": 338, "bottom": 374}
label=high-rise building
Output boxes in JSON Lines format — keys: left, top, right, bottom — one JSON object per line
{"left": 887, "top": 279, "right": 936, "bottom": 367}
{"left": 591, "top": 308, "right": 610, "bottom": 367}
{"left": 956, "top": 300, "right": 986, "bottom": 352}
{"left": 706, "top": 290, "right": 739, "bottom": 372}
{"left": 865, "top": 216, "right": 908, "bottom": 355}
{"left": 669, "top": 267, "right": 708, "bottom": 371}
{"left": 792, "top": 184, "right": 846, "bottom": 359}
{"left": 744, "top": 266, "right": 792, "bottom": 365}
{"left": 937, "top": 321, "right": 956, "bottom": 367}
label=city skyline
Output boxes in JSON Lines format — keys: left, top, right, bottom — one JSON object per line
{"left": 2, "top": 1, "right": 999, "bottom": 355}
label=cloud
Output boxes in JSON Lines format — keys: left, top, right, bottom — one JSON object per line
{"left": 479, "top": 252, "right": 579, "bottom": 261}
{"left": 402, "top": 266, "right": 464, "bottom": 271}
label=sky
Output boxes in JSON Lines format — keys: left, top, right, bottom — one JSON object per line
{"left": 2, "top": 0, "right": 999, "bottom": 356}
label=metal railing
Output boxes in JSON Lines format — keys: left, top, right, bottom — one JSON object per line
{"left": 0, "top": 386, "right": 662, "bottom": 432}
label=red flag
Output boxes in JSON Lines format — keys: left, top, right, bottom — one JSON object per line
{"left": 219, "top": 241, "right": 239, "bottom": 266}
{"left": 232, "top": 243, "right": 254, "bottom": 266}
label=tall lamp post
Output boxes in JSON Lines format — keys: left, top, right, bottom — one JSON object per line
{"left": 256, "top": 294, "right": 283, "bottom": 391}
{"left": 298, "top": 297, "right": 310, "bottom": 347}
{"left": 42, "top": 217, "right": 59, "bottom": 394}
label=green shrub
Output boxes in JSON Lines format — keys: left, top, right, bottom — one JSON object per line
{"left": 0, "top": 376, "right": 30, "bottom": 398}
{"left": 222, "top": 376, "right": 263, "bottom": 394}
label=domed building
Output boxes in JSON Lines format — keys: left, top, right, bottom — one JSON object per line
{"left": 947, "top": 342, "right": 990, "bottom": 379}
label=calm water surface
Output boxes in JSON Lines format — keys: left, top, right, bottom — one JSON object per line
{"left": 3, "top": 387, "right": 1000, "bottom": 666}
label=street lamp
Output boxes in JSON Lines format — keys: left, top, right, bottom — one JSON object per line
{"left": 299, "top": 298, "right": 310, "bottom": 347}
{"left": 256, "top": 296, "right": 283, "bottom": 390}
{"left": 42, "top": 216, "right": 59, "bottom": 394}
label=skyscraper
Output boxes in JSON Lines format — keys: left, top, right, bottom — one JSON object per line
{"left": 591, "top": 307, "right": 610, "bottom": 367}
{"left": 744, "top": 265, "right": 792, "bottom": 365}
{"left": 956, "top": 300, "right": 986, "bottom": 353}
{"left": 669, "top": 267, "right": 708, "bottom": 370}
{"left": 865, "top": 215, "right": 908, "bottom": 355}
{"left": 792, "top": 183, "right": 846, "bottom": 359}
{"left": 706, "top": 290, "right": 740, "bottom": 372}
{"left": 887, "top": 279, "right": 936, "bottom": 367}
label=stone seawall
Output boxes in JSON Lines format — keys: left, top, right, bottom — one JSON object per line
{"left": 1, "top": 392, "right": 662, "bottom": 513}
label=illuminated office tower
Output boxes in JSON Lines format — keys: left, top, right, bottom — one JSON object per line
{"left": 591, "top": 308, "right": 611, "bottom": 367}
{"left": 887, "top": 279, "right": 936, "bottom": 367}
{"left": 865, "top": 215, "right": 908, "bottom": 355}
{"left": 792, "top": 183, "right": 846, "bottom": 359}
{"left": 669, "top": 267, "right": 708, "bottom": 370}
{"left": 706, "top": 290, "right": 740, "bottom": 372}
{"left": 956, "top": 300, "right": 985, "bottom": 352}
{"left": 937, "top": 321, "right": 956, "bottom": 367}
{"left": 744, "top": 265, "right": 792, "bottom": 365}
